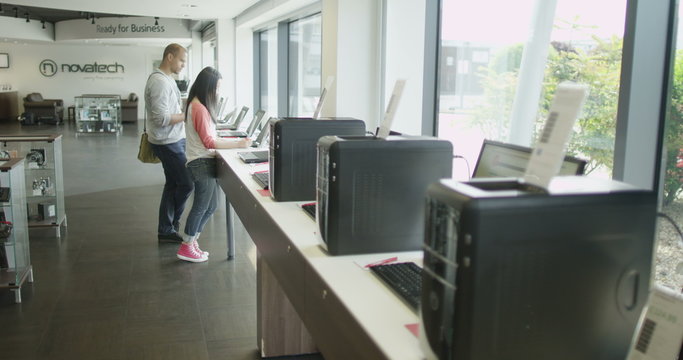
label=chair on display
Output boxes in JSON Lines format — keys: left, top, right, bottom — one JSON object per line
{"left": 121, "top": 93, "right": 138, "bottom": 123}
{"left": 22, "top": 92, "right": 64, "bottom": 124}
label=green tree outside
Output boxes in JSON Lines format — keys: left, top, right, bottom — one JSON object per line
{"left": 470, "top": 35, "right": 683, "bottom": 204}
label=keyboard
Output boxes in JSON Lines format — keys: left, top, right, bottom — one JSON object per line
{"left": 302, "top": 203, "right": 315, "bottom": 219}
{"left": 239, "top": 150, "right": 268, "bottom": 164}
{"left": 252, "top": 172, "right": 269, "bottom": 189}
{"left": 217, "top": 129, "right": 248, "bottom": 138}
{"left": 369, "top": 262, "right": 422, "bottom": 311}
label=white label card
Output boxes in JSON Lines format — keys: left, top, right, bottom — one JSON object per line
{"left": 627, "top": 285, "right": 683, "bottom": 360}
{"left": 377, "top": 79, "right": 406, "bottom": 139}
{"left": 523, "top": 82, "right": 588, "bottom": 190}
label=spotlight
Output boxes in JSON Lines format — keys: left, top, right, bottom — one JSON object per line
{"left": 0, "top": 4, "right": 4, "bottom": 14}
{"left": 41, "top": 20, "right": 45, "bottom": 29}
{"left": 91, "top": 17, "right": 95, "bottom": 24}
{"left": 25, "top": 12, "right": 29, "bottom": 23}
{"left": 13, "top": 7, "right": 17, "bottom": 18}
{"left": 154, "top": 17, "right": 159, "bottom": 26}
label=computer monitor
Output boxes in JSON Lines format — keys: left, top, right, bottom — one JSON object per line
{"left": 250, "top": 115, "right": 272, "bottom": 147}
{"left": 472, "top": 139, "right": 587, "bottom": 178}
{"left": 313, "top": 76, "right": 334, "bottom": 119}
{"left": 245, "top": 109, "right": 266, "bottom": 137}
{"left": 175, "top": 80, "right": 188, "bottom": 92}
{"left": 232, "top": 106, "right": 250, "bottom": 129}
{"left": 216, "top": 97, "right": 228, "bottom": 120}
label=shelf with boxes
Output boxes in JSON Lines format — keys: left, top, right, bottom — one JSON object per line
{"left": 74, "top": 95, "right": 121, "bottom": 134}
{"left": 0, "top": 135, "right": 66, "bottom": 237}
{"left": 0, "top": 158, "right": 33, "bottom": 303}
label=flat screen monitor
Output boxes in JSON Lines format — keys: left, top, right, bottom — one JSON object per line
{"left": 175, "top": 80, "right": 188, "bottom": 92}
{"left": 232, "top": 106, "right": 250, "bottom": 129}
{"left": 472, "top": 139, "right": 587, "bottom": 178}
{"left": 313, "top": 76, "right": 334, "bottom": 119}
{"left": 245, "top": 109, "right": 265, "bottom": 137}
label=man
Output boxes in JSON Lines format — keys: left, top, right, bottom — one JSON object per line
{"left": 145, "top": 43, "right": 193, "bottom": 243}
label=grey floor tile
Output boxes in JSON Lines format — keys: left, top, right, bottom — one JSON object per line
{"left": 0, "top": 122, "right": 301, "bottom": 359}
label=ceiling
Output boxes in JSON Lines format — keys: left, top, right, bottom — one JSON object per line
{"left": 0, "top": 0, "right": 260, "bottom": 23}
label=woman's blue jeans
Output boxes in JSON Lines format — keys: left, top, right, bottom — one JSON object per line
{"left": 184, "top": 157, "right": 219, "bottom": 237}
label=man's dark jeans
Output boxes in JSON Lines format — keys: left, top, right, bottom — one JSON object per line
{"left": 150, "top": 139, "right": 193, "bottom": 235}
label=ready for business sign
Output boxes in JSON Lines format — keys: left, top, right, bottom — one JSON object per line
{"left": 39, "top": 59, "right": 125, "bottom": 77}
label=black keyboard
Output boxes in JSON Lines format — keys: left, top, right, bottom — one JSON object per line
{"left": 369, "top": 262, "right": 422, "bottom": 311}
{"left": 302, "top": 203, "right": 315, "bottom": 219}
{"left": 252, "top": 172, "right": 269, "bottom": 189}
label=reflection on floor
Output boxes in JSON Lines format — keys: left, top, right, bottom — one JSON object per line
{"left": 0, "top": 121, "right": 322, "bottom": 360}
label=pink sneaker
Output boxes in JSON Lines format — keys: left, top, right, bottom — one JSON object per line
{"left": 192, "top": 240, "right": 209, "bottom": 257}
{"left": 177, "top": 242, "right": 208, "bottom": 262}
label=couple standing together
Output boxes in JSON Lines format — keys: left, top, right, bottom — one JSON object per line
{"left": 144, "top": 43, "right": 251, "bottom": 263}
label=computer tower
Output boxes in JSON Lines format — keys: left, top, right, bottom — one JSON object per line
{"left": 269, "top": 117, "right": 365, "bottom": 201}
{"left": 317, "top": 135, "right": 453, "bottom": 255}
{"left": 419, "top": 177, "right": 657, "bottom": 360}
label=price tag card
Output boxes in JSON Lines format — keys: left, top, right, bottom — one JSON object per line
{"left": 627, "top": 285, "right": 683, "bottom": 360}
{"left": 524, "top": 82, "right": 588, "bottom": 190}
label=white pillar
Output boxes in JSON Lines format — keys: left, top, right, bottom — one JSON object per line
{"left": 216, "top": 18, "right": 236, "bottom": 109}
{"left": 508, "top": 0, "right": 558, "bottom": 146}
{"left": 321, "top": 0, "right": 381, "bottom": 122}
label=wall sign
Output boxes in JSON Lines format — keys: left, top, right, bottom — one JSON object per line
{"left": 39, "top": 59, "right": 125, "bottom": 77}
{"left": 56, "top": 17, "right": 191, "bottom": 42}
{"left": 96, "top": 24, "right": 165, "bottom": 36}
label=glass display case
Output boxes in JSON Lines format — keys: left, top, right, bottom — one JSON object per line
{"left": 74, "top": 95, "right": 121, "bottom": 134}
{"left": 0, "top": 158, "right": 33, "bottom": 303}
{"left": 0, "top": 135, "right": 66, "bottom": 237}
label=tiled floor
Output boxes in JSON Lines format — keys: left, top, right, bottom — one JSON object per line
{"left": 0, "top": 121, "right": 322, "bottom": 359}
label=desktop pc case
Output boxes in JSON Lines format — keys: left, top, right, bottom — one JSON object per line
{"left": 317, "top": 135, "right": 453, "bottom": 255}
{"left": 419, "top": 177, "right": 657, "bottom": 360}
{"left": 268, "top": 117, "right": 365, "bottom": 202}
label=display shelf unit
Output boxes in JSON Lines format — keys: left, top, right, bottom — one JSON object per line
{"left": 74, "top": 95, "right": 121, "bottom": 134}
{"left": 0, "top": 135, "right": 66, "bottom": 237}
{"left": 0, "top": 158, "right": 33, "bottom": 303}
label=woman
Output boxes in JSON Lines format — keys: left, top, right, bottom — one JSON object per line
{"left": 178, "top": 66, "right": 251, "bottom": 262}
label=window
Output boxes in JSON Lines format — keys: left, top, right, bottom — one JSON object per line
{"left": 201, "top": 23, "right": 217, "bottom": 69}
{"left": 437, "top": 0, "right": 627, "bottom": 181}
{"left": 288, "top": 13, "right": 322, "bottom": 117}
{"left": 258, "top": 28, "right": 278, "bottom": 113}
{"left": 656, "top": 4, "right": 683, "bottom": 292}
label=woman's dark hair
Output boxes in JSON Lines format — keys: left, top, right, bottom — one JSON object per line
{"left": 185, "top": 66, "right": 222, "bottom": 122}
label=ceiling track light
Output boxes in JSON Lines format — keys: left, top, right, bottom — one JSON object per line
{"left": 154, "top": 17, "right": 159, "bottom": 26}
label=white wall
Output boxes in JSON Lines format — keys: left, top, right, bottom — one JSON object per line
{"left": 0, "top": 43, "right": 165, "bottom": 119}
{"left": 216, "top": 19, "right": 237, "bottom": 110}
{"left": 235, "top": 26, "right": 255, "bottom": 112}
{"left": 384, "top": 0, "right": 427, "bottom": 135}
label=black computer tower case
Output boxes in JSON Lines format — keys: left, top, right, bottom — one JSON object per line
{"left": 317, "top": 135, "right": 453, "bottom": 255}
{"left": 269, "top": 117, "right": 365, "bottom": 202}
{"left": 419, "top": 177, "right": 657, "bottom": 360}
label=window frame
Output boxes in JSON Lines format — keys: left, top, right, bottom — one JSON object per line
{"left": 253, "top": 10, "right": 323, "bottom": 118}
{"left": 424, "top": 0, "right": 677, "bottom": 194}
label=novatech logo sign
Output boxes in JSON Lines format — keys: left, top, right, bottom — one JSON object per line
{"left": 39, "top": 59, "right": 125, "bottom": 77}
{"left": 39, "top": 59, "right": 58, "bottom": 77}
